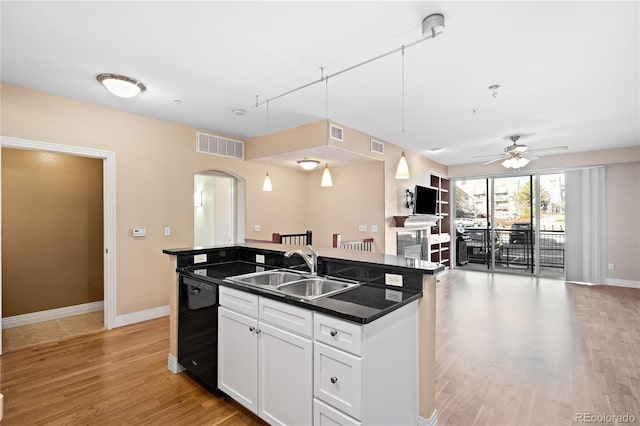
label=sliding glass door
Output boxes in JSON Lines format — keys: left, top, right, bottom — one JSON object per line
{"left": 454, "top": 173, "right": 565, "bottom": 278}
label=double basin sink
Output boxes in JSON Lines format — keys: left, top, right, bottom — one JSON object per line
{"left": 225, "top": 269, "right": 359, "bottom": 301}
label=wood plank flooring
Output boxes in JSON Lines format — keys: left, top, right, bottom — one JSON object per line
{"left": 0, "top": 317, "right": 265, "bottom": 426}
{"left": 1, "top": 270, "right": 638, "bottom": 425}
{"left": 435, "top": 270, "right": 640, "bottom": 426}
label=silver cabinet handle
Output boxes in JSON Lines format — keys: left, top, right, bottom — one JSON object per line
{"left": 255, "top": 328, "right": 262, "bottom": 335}
{"left": 330, "top": 376, "right": 338, "bottom": 384}
{"left": 249, "top": 326, "right": 256, "bottom": 333}
{"left": 330, "top": 330, "right": 338, "bottom": 337}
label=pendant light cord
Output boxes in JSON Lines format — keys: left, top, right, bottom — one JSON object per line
{"left": 401, "top": 45, "right": 405, "bottom": 134}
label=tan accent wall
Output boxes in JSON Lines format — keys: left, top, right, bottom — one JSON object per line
{"left": 1, "top": 148, "right": 103, "bottom": 317}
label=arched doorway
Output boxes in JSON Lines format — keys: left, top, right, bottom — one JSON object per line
{"left": 194, "top": 171, "right": 245, "bottom": 246}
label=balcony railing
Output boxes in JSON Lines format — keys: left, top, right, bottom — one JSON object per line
{"left": 460, "top": 228, "right": 565, "bottom": 275}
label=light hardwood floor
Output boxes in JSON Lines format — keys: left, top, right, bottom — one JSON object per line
{"left": 0, "top": 270, "right": 638, "bottom": 425}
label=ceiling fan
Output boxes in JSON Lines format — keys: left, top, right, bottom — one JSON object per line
{"left": 473, "top": 135, "right": 568, "bottom": 169}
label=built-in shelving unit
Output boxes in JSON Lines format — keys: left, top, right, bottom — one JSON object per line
{"left": 429, "top": 173, "right": 451, "bottom": 267}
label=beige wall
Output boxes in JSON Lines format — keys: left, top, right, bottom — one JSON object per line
{"left": 306, "top": 161, "right": 385, "bottom": 251}
{"left": 1, "top": 83, "right": 309, "bottom": 315}
{"left": 1, "top": 148, "right": 103, "bottom": 316}
{"left": 449, "top": 146, "right": 640, "bottom": 283}
{"left": 606, "top": 161, "right": 640, "bottom": 281}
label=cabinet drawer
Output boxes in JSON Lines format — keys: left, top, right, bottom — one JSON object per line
{"left": 259, "top": 297, "right": 312, "bottom": 338}
{"left": 314, "top": 313, "right": 362, "bottom": 356}
{"left": 314, "top": 342, "right": 362, "bottom": 420}
{"left": 314, "top": 398, "right": 361, "bottom": 426}
{"left": 220, "top": 286, "right": 259, "bottom": 318}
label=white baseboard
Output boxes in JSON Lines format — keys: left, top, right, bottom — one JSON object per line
{"left": 2, "top": 301, "right": 104, "bottom": 329}
{"left": 605, "top": 278, "right": 640, "bottom": 289}
{"left": 167, "top": 353, "right": 185, "bottom": 374}
{"left": 418, "top": 409, "right": 438, "bottom": 426}
{"left": 114, "top": 305, "right": 169, "bottom": 328}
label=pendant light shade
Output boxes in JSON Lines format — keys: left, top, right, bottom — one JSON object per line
{"left": 395, "top": 151, "right": 410, "bottom": 180}
{"left": 321, "top": 163, "right": 333, "bottom": 187}
{"left": 262, "top": 171, "right": 273, "bottom": 192}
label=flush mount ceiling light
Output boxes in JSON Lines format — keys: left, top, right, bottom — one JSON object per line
{"left": 97, "top": 73, "right": 146, "bottom": 98}
{"left": 297, "top": 159, "right": 320, "bottom": 171}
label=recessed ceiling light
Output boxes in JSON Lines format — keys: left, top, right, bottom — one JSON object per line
{"left": 97, "top": 73, "right": 146, "bottom": 98}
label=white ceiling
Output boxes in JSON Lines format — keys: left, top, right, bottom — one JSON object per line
{"left": 1, "top": 1, "right": 638, "bottom": 167}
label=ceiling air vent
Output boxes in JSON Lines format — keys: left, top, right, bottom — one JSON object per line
{"left": 197, "top": 132, "right": 244, "bottom": 160}
{"left": 329, "top": 123, "right": 344, "bottom": 142}
{"left": 370, "top": 139, "right": 384, "bottom": 154}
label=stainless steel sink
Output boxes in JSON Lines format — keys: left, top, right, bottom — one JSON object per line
{"left": 276, "top": 278, "right": 357, "bottom": 300}
{"left": 225, "top": 269, "right": 307, "bottom": 287}
{"left": 225, "top": 269, "right": 359, "bottom": 300}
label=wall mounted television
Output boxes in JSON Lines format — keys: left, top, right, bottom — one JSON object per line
{"left": 413, "top": 185, "right": 437, "bottom": 215}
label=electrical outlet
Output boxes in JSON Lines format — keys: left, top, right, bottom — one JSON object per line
{"left": 256, "top": 254, "right": 265, "bottom": 264}
{"left": 385, "top": 273, "right": 403, "bottom": 287}
{"left": 359, "top": 224, "right": 367, "bottom": 232}
{"left": 194, "top": 254, "right": 207, "bottom": 264}
{"left": 371, "top": 225, "right": 378, "bottom": 233}
{"left": 164, "top": 226, "right": 171, "bottom": 236}
{"left": 254, "top": 224, "right": 261, "bottom": 232}
{"left": 608, "top": 263, "right": 615, "bottom": 270}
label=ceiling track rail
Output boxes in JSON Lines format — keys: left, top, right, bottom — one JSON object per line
{"left": 255, "top": 13, "right": 444, "bottom": 108}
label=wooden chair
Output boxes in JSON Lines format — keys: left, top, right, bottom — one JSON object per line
{"left": 332, "top": 234, "right": 374, "bottom": 252}
{"left": 272, "top": 230, "right": 312, "bottom": 245}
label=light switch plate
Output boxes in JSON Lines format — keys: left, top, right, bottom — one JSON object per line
{"left": 194, "top": 254, "right": 207, "bottom": 264}
{"left": 164, "top": 227, "right": 171, "bottom": 236}
{"left": 256, "top": 254, "right": 265, "bottom": 264}
{"left": 254, "top": 224, "right": 261, "bottom": 232}
{"left": 371, "top": 225, "right": 378, "bottom": 232}
{"left": 385, "top": 273, "right": 403, "bottom": 287}
{"left": 359, "top": 224, "right": 367, "bottom": 232}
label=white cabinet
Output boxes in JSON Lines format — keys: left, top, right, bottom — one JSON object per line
{"left": 313, "top": 302, "right": 419, "bottom": 426}
{"left": 218, "top": 287, "right": 312, "bottom": 426}
{"left": 218, "top": 306, "right": 258, "bottom": 412}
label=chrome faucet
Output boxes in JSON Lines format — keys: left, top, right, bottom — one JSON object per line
{"left": 284, "top": 245, "right": 318, "bottom": 276}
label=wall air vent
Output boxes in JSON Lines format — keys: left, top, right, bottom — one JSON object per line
{"left": 329, "top": 123, "right": 344, "bottom": 142}
{"left": 197, "top": 132, "right": 244, "bottom": 160}
{"left": 370, "top": 139, "right": 385, "bottom": 154}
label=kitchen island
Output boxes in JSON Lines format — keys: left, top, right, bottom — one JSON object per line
{"left": 163, "top": 243, "right": 443, "bottom": 425}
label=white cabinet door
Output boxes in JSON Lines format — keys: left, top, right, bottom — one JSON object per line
{"left": 218, "top": 307, "right": 258, "bottom": 413}
{"left": 258, "top": 321, "right": 312, "bottom": 426}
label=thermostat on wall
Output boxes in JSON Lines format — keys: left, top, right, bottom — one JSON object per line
{"left": 132, "top": 228, "right": 146, "bottom": 237}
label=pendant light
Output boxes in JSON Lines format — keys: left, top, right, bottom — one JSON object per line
{"left": 395, "top": 47, "right": 411, "bottom": 180}
{"left": 262, "top": 99, "right": 273, "bottom": 191}
{"left": 321, "top": 75, "right": 333, "bottom": 187}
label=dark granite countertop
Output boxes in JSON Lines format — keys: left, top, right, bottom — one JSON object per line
{"left": 181, "top": 261, "right": 423, "bottom": 324}
{"left": 164, "top": 242, "right": 444, "bottom": 275}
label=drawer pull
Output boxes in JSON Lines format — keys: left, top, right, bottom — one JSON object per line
{"left": 255, "top": 328, "right": 262, "bottom": 335}
{"left": 330, "top": 330, "right": 338, "bottom": 337}
{"left": 249, "top": 326, "right": 255, "bottom": 334}
{"left": 330, "top": 376, "right": 338, "bottom": 384}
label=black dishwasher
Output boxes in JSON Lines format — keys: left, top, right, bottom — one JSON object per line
{"left": 178, "top": 274, "right": 218, "bottom": 391}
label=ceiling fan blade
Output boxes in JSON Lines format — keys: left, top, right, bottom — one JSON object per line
{"left": 472, "top": 153, "right": 504, "bottom": 159}
{"left": 483, "top": 157, "right": 505, "bottom": 165}
{"left": 523, "top": 154, "right": 539, "bottom": 161}
{"left": 527, "top": 145, "right": 568, "bottom": 154}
